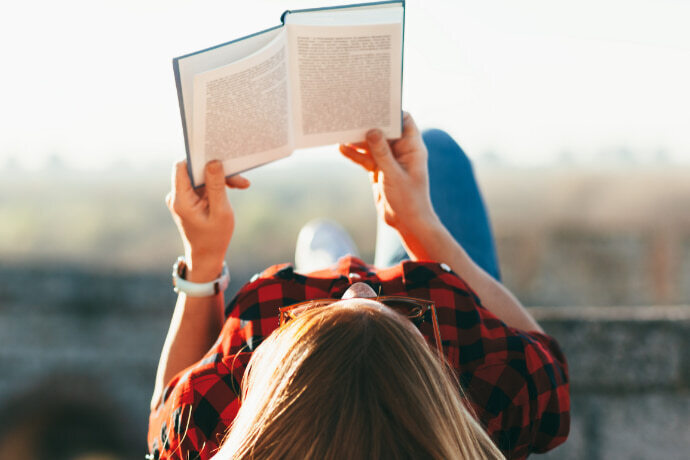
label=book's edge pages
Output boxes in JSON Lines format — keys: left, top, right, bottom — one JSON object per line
{"left": 399, "top": 0, "right": 405, "bottom": 133}
{"left": 173, "top": 25, "right": 284, "bottom": 188}
{"left": 220, "top": 148, "right": 294, "bottom": 183}
{"left": 175, "top": 24, "right": 285, "bottom": 62}
{"left": 172, "top": 59, "right": 195, "bottom": 186}
{"left": 281, "top": 0, "right": 404, "bottom": 23}
{"left": 296, "top": 125, "right": 401, "bottom": 150}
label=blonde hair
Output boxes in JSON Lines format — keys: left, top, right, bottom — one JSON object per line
{"left": 216, "top": 300, "right": 504, "bottom": 460}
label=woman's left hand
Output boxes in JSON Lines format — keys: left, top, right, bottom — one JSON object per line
{"left": 166, "top": 160, "right": 250, "bottom": 282}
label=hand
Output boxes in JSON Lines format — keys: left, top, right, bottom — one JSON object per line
{"left": 339, "top": 112, "right": 438, "bottom": 237}
{"left": 166, "top": 160, "right": 250, "bottom": 282}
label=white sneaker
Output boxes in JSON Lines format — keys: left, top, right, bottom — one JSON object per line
{"left": 295, "top": 218, "right": 360, "bottom": 273}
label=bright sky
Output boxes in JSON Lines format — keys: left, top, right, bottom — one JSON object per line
{"left": 1, "top": 0, "right": 688, "bottom": 169}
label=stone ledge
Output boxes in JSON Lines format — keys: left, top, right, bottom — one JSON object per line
{"left": 526, "top": 306, "right": 690, "bottom": 391}
{"left": 528, "top": 305, "right": 690, "bottom": 321}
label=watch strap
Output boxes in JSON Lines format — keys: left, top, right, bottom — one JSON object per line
{"left": 172, "top": 257, "right": 230, "bottom": 297}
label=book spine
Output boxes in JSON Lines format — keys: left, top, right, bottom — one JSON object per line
{"left": 172, "top": 58, "right": 197, "bottom": 188}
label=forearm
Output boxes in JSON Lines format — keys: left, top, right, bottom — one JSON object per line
{"left": 151, "top": 266, "right": 225, "bottom": 410}
{"left": 153, "top": 159, "right": 247, "bottom": 409}
{"left": 399, "top": 217, "right": 543, "bottom": 333}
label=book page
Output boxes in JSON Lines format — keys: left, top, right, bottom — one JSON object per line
{"left": 175, "top": 26, "right": 283, "bottom": 159}
{"left": 191, "top": 29, "right": 293, "bottom": 185}
{"left": 286, "top": 21, "right": 403, "bottom": 148}
{"left": 287, "top": 23, "right": 403, "bottom": 148}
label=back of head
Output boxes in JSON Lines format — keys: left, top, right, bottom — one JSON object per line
{"left": 218, "top": 301, "right": 504, "bottom": 460}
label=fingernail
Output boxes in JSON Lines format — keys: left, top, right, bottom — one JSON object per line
{"left": 367, "top": 129, "right": 382, "bottom": 143}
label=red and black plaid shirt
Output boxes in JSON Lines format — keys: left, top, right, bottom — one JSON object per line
{"left": 148, "top": 257, "right": 569, "bottom": 459}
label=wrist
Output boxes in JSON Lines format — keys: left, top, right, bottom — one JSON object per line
{"left": 396, "top": 209, "right": 442, "bottom": 242}
{"left": 173, "top": 257, "right": 230, "bottom": 297}
{"left": 184, "top": 253, "right": 225, "bottom": 283}
{"left": 396, "top": 213, "right": 445, "bottom": 260}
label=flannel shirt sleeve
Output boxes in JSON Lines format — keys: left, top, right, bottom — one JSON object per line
{"left": 146, "top": 267, "right": 289, "bottom": 460}
{"left": 147, "top": 352, "right": 251, "bottom": 460}
{"left": 463, "top": 329, "right": 570, "bottom": 459}
{"left": 424, "top": 264, "right": 569, "bottom": 459}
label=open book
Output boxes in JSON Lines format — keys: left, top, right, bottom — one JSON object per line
{"left": 173, "top": 1, "right": 405, "bottom": 186}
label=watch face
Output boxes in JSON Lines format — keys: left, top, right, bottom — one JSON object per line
{"left": 175, "top": 257, "right": 188, "bottom": 279}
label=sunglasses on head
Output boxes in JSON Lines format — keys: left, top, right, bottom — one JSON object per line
{"left": 279, "top": 296, "right": 442, "bottom": 353}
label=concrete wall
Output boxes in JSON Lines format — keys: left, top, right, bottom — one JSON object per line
{"left": 0, "top": 266, "right": 688, "bottom": 459}
{"left": 533, "top": 306, "right": 690, "bottom": 460}
{"left": 0, "top": 265, "right": 172, "bottom": 458}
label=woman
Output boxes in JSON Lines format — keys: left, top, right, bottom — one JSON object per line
{"left": 148, "top": 113, "right": 569, "bottom": 459}
{"left": 216, "top": 298, "right": 504, "bottom": 459}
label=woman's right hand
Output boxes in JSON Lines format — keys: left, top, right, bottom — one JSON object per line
{"left": 339, "top": 112, "right": 439, "bottom": 238}
{"left": 166, "top": 160, "right": 249, "bottom": 282}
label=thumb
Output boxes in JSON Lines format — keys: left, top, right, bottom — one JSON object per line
{"left": 366, "top": 129, "right": 402, "bottom": 177}
{"left": 204, "top": 160, "right": 230, "bottom": 215}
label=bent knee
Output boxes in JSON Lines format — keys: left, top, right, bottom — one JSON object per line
{"left": 422, "top": 128, "right": 471, "bottom": 167}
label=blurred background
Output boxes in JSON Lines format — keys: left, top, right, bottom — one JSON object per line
{"left": 0, "top": 0, "right": 688, "bottom": 458}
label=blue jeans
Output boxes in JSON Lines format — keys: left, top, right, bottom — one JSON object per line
{"left": 374, "top": 129, "right": 501, "bottom": 281}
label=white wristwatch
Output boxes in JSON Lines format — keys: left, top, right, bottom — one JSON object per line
{"left": 172, "top": 256, "right": 230, "bottom": 297}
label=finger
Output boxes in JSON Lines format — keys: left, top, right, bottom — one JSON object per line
{"left": 172, "top": 160, "right": 193, "bottom": 194}
{"left": 366, "top": 129, "right": 403, "bottom": 176}
{"left": 225, "top": 174, "right": 251, "bottom": 189}
{"left": 401, "top": 111, "right": 420, "bottom": 138}
{"left": 339, "top": 144, "right": 377, "bottom": 172}
{"left": 165, "top": 192, "right": 172, "bottom": 210}
{"left": 204, "top": 160, "right": 230, "bottom": 215}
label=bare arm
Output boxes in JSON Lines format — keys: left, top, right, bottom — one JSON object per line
{"left": 339, "top": 113, "right": 542, "bottom": 333}
{"left": 397, "top": 215, "right": 543, "bottom": 333}
{"left": 151, "top": 282, "right": 225, "bottom": 411}
{"left": 151, "top": 161, "right": 250, "bottom": 410}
